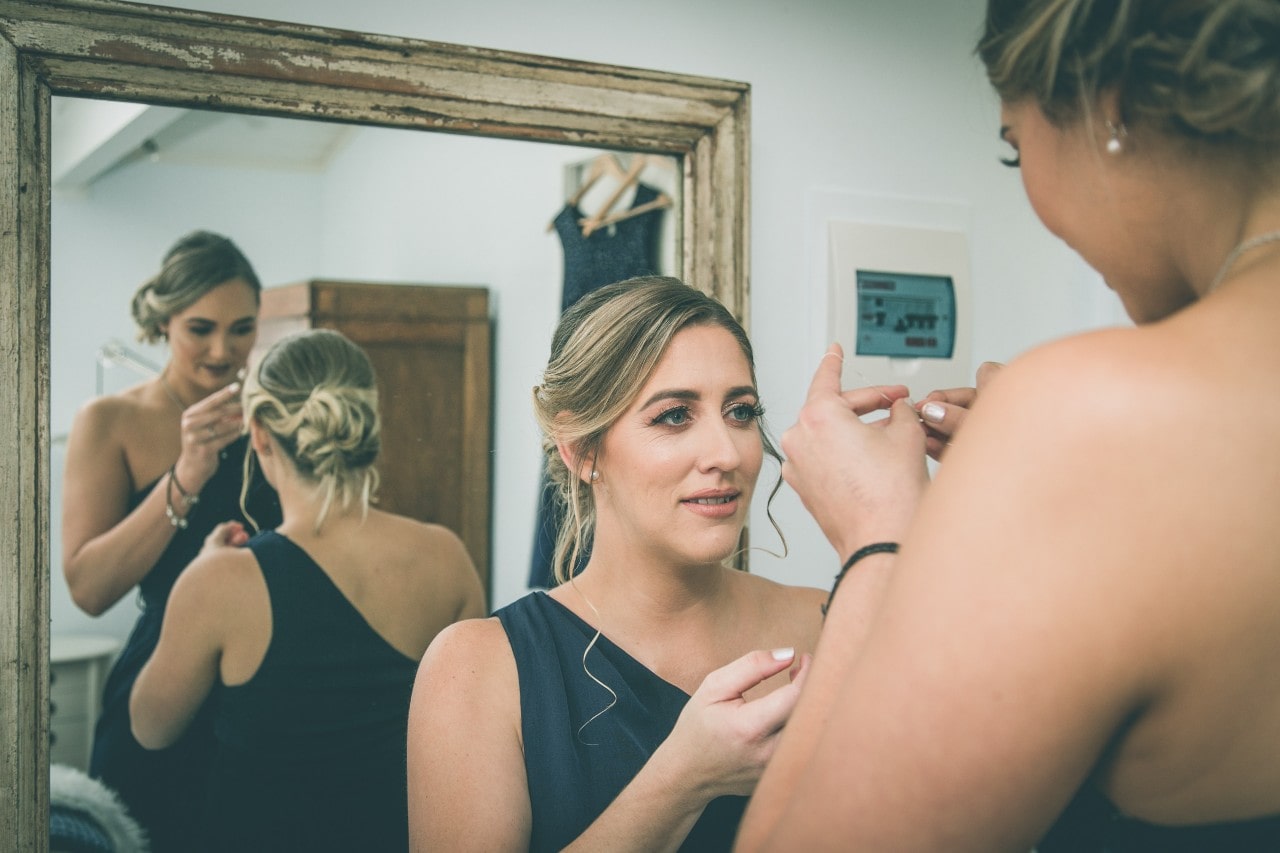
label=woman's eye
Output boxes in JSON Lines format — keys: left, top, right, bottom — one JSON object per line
{"left": 727, "top": 402, "right": 763, "bottom": 423}
{"left": 653, "top": 406, "right": 691, "bottom": 426}
{"left": 232, "top": 323, "right": 257, "bottom": 336}
{"left": 999, "top": 151, "right": 1021, "bottom": 168}
{"left": 187, "top": 325, "right": 213, "bottom": 337}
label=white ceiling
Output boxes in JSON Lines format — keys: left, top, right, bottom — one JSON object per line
{"left": 52, "top": 98, "right": 354, "bottom": 190}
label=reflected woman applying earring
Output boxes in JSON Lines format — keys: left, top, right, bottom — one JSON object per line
{"left": 61, "top": 231, "right": 281, "bottom": 853}
{"left": 130, "top": 329, "right": 485, "bottom": 853}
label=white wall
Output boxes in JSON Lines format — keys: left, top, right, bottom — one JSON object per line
{"left": 53, "top": 0, "right": 1130, "bottom": 647}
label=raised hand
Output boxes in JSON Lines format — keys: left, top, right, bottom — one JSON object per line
{"left": 662, "top": 649, "right": 811, "bottom": 799}
{"left": 916, "top": 361, "right": 1003, "bottom": 461}
{"left": 174, "top": 381, "right": 245, "bottom": 494}
{"left": 781, "top": 344, "right": 928, "bottom": 560}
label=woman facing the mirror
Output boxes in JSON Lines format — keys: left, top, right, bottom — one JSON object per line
{"left": 408, "top": 276, "right": 826, "bottom": 852}
{"left": 130, "top": 328, "right": 485, "bottom": 852}
{"left": 61, "top": 230, "right": 281, "bottom": 852}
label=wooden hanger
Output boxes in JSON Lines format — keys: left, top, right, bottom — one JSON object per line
{"left": 546, "top": 153, "right": 627, "bottom": 232}
{"left": 578, "top": 192, "right": 672, "bottom": 236}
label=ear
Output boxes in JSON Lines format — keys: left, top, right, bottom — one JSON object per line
{"left": 1098, "top": 86, "right": 1123, "bottom": 126}
{"left": 555, "top": 438, "right": 596, "bottom": 485}
{"left": 248, "top": 419, "right": 272, "bottom": 457}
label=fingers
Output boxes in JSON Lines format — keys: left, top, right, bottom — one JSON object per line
{"left": 698, "top": 648, "right": 798, "bottom": 703}
{"left": 203, "top": 521, "right": 247, "bottom": 549}
{"left": 975, "top": 360, "right": 1003, "bottom": 388}
{"left": 182, "top": 382, "right": 244, "bottom": 448}
{"left": 839, "top": 384, "right": 911, "bottom": 417}
{"left": 806, "top": 344, "right": 846, "bottom": 402}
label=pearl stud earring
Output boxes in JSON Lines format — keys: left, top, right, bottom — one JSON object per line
{"left": 1105, "top": 120, "right": 1127, "bottom": 155}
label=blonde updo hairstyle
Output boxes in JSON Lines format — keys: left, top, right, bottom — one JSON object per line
{"left": 240, "top": 329, "right": 381, "bottom": 531}
{"left": 533, "top": 276, "right": 783, "bottom": 585}
{"left": 979, "top": 0, "right": 1280, "bottom": 167}
{"left": 130, "top": 230, "right": 262, "bottom": 344}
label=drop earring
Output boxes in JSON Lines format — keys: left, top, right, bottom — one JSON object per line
{"left": 1105, "top": 120, "right": 1127, "bottom": 155}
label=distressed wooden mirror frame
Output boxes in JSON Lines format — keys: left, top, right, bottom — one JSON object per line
{"left": 0, "top": 0, "right": 749, "bottom": 843}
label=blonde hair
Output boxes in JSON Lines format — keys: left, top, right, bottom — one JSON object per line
{"left": 240, "top": 329, "right": 381, "bottom": 531}
{"left": 130, "top": 231, "right": 262, "bottom": 343}
{"left": 532, "top": 276, "right": 783, "bottom": 585}
{"left": 979, "top": 0, "right": 1280, "bottom": 155}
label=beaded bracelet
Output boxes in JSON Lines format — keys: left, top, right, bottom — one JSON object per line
{"left": 821, "top": 541, "right": 899, "bottom": 617}
{"left": 163, "top": 465, "right": 199, "bottom": 529}
{"left": 169, "top": 465, "right": 200, "bottom": 508}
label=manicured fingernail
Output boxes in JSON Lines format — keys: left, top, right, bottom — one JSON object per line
{"left": 227, "top": 382, "right": 240, "bottom": 394}
{"left": 921, "top": 402, "right": 945, "bottom": 424}
{"left": 771, "top": 647, "right": 795, "bottom": 661}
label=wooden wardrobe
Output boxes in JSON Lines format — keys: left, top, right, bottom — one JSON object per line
{"left": 256, "top": 280, "right": 492, "bottom": 598}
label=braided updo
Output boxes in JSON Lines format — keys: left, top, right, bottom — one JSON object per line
{"left": 241, "top": 329, "right": 381, "bottom": 530}
{"left": 979, "top": 0, "right": 1280, "bottom": 149}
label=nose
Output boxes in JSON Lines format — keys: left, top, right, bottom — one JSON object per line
{"left": 697, "top": 419, "right": 742, "bottom": 474}
{"left": 208, "top": 332, "right": 231, "bottom": 363}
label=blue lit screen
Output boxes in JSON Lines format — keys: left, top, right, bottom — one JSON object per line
{"left": 854, "top": 270, "right": 956, "bottom": 359}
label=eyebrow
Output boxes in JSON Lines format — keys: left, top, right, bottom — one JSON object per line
{"left": 184, "top": 315, "right": 257, "bottom": 325}
{"left": 639, "top": 385, "right": 758, "bottom": 409}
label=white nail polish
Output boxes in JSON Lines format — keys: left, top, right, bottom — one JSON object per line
{"left": 228, "top": 382, "right": 241, "bottom": 394}
{"left": 921, "top": 402, "right": 945, "bottom": 424}
{"left": 771, "top": 647, "right": 795, "bottom": 661}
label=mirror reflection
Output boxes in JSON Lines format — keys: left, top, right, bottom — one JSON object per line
{"left": 48, "top": 95, "right": 680, "bottom": 848}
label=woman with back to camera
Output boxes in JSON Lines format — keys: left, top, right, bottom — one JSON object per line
{"left": 63, "top": 230, "right": 280, "bottom": 852}
{"left": 407, "top": 276, "right": 829, "bottom": 852}
{"left": 739, "top": 1, "right": 1280, "bottom": 850}
{"left": 129, "top": 328, "right": 486, "bottom": 852}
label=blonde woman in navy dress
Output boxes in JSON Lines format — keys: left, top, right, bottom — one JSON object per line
{"left": 408, "top": 277, "right": 827, "bottom": 852}
{"left": 130, "top": 329, "right": 484, "bottom": 852}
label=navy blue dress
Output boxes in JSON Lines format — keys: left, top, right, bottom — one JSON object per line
{"left": 200, "top": 531, "right": 419, "bottom": 853}
{"left": 495, "top": 591, "right": 746, "bottom": 852}
{"left": 89, "top": 436, "right": 279, "bottom": 853}
{"left": 1039, "top": 783, "right": 1280, "bottom": 851}
{"left": 529, "top": 183, "right": 667, "bottom": 589}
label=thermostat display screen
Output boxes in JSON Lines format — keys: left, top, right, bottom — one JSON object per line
{"left": 855, "top": 270, "right": 956, "bottom": 359}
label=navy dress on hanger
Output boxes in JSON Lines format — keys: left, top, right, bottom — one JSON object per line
{"left": 529, "top": 182, "right": 667, "bottom": 589}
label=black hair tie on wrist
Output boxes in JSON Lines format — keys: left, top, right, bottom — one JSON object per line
{"left": 821, "top": 541, "right": 900, "bottom": 617}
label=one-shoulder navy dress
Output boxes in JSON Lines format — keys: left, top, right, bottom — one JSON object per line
{"left": 200, "top": 531, "right": 419, "bottom": 853}
{"left": 495, "top": 591, "right": 746, "bottom": 852}
{"left": 89, "top": 436, "right": 279, "bottom": 853}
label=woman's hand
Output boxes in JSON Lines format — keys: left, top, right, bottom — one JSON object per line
{"left": 781, "top": 345, "right": 928, "bottom": 559}
{"left": 200, "top": 520, "right": 250, "bottom": 556}
{"left": 661, "top": 649, "right": 811, "bottom": 800}
{"left": 173, "top": 381, "right": 245, "bottom": 492}
{"left": 916, "top": 362, "right": 1003, "bottom": 461}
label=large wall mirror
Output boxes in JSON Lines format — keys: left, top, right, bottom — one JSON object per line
{"left": 0, "top": 0, "right": 748, "bottom": 842}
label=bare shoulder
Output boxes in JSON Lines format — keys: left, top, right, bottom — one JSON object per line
{"left": 415, "top": 616, "right": 515, "bottom": 706}
{"left": 731, "top": 570, "right": 826, "bottom": 647}
{"left": 171, "top": 546, "right": 262, "bottom": 607}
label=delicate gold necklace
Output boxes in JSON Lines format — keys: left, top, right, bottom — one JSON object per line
{"left": 1208, "top": 229, "right": 1280, "bottom": 292}
{"left": 157, "top": 367, "right": 189, "bottom": 412}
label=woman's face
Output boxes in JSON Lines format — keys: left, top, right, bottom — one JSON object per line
{"left": 162, "top": 278, "right": 259, "bottom": 397}
{"left": 999, "top": 99, "right": 1194, "bottom": 322}
{"left": 591, "top": 323, "right": 764, "bottom": 570}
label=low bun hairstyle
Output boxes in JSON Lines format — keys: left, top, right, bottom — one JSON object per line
{"left": 131, "top": 231, "right": 262, "bottom": 343}
{"left": 532, "top": 276, "right": 783, "bottom": 585}
{"left": 979, "top": 0, "right": 1280, "bottom": 148}
{"left": 241, "top": 329, "right": 381, "bottom": 531}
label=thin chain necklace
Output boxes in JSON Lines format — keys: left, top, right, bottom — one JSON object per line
{"left": 1208, "top": 229, "right": 1280, "bottom": 292}
{"left": 157, "top": 367, "right": 189, "bottom": 412}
